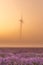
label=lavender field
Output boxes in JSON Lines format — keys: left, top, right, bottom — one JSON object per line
{"left": 0, "top": 48, "right": 43, "bottom": 65}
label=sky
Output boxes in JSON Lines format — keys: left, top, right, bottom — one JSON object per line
{"left": 0, "top": 0, "right": 43, "bottom": 47}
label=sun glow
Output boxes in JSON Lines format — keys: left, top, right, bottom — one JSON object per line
{"left": 0, "top": 0, "right": 43, "bottom": 47}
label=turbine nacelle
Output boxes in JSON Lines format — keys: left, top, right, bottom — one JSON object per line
{"left": 19, "top": 16, "right": 23, "bottom": 23}
{"left": 20, "top": 19, "right": 23, "bottom": 23}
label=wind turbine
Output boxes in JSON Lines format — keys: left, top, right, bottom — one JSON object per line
{"left": 19, "top": 15, "right": 23, "bottom": 41}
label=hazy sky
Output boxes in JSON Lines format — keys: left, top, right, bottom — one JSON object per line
{"left": 0, "top": 0, "right": 43, "bottom": 46}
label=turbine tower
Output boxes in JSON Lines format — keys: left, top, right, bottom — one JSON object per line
{"left": 19, "top": 15, "right": 23, "bottom": 41}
